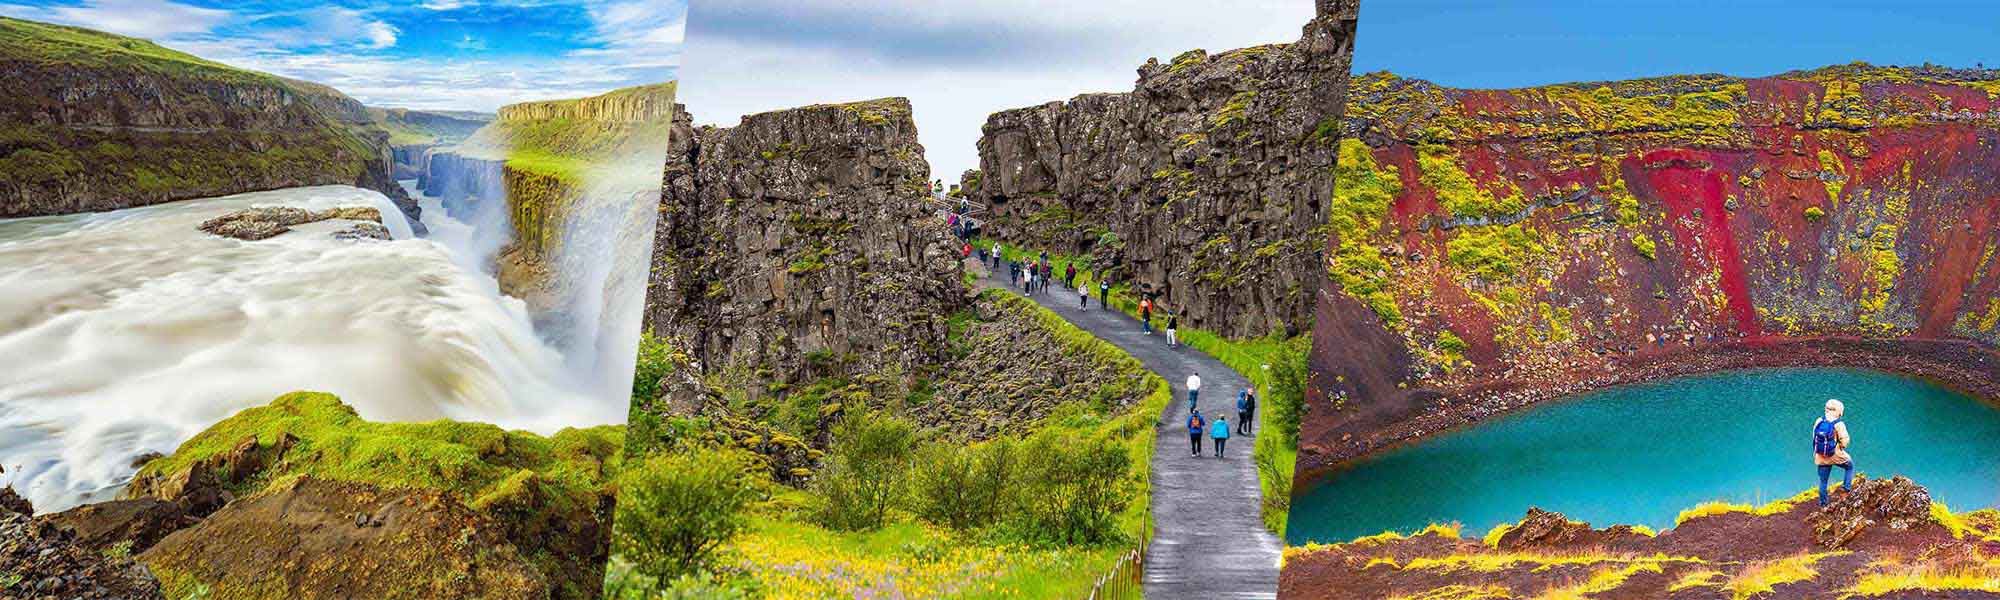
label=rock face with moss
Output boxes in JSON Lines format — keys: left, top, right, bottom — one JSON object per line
{"left": 962, "top": 1, "right": 1355, "bottom": 338}
{"left": 1299, "top": 64, "right": 2000, "bottom": 480}
{"left": 1279, "top": 476, "right": 1991, "bottom": 599}
{"left": 418, "top": 83, "right": 677, "bottom": 307}
{"left": 0, "top": 17, "right": 416, "bottom": 222}
{"left": 643, "top": 98, "right": 967, "bottom": 408}
{"left": 20, "top": 391, "right": 623, "bottom": 600}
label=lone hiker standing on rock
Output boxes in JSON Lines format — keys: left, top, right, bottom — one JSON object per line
{"left": 1814, "top": 399, "right": 1855, "bottom": 507}
{"left": 1187, "top": 409, "right": 1207, "bottom": 457}
{"left": 1210, "top": 414, "right": 1230, "bottom": 458}
{"left": 1186, "top": 372, "right": 1202, "bottom": 409}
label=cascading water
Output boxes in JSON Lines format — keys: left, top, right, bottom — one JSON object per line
{"left": 0, "top": 185, "right": 625, "bottom": 512}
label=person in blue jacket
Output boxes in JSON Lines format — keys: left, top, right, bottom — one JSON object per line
{"left": 1210, "top": 415, "right": 1231, "bottom": 458}
{"left": 1186, "top": 409, "right": 1207, "bottom": 457}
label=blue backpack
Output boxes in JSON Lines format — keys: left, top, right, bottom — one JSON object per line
{"left": 1813, "top": 418, "right": 1842, "bottom": 457}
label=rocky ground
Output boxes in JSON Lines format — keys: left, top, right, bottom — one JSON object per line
{"left": 2, "top": 392, "right": 620, "bottom": 600}
{"left": 1281, "top": 476, "right": 2000, "bottom": 599}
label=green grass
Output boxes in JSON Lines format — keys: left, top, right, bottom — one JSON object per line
{"left": 453, "top": 82, "right": 677, "bottom": 185}
{"left": 133, "top": 391, "right": 622, "bottom": 516}
{"left": 0, "top": 16, "right": 275, "bottom": 85}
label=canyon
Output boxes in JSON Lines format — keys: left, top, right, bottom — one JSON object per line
{"left": 960, "top": 0, "right": 1353, "bottom": 339}
{"left": 1299, "top": 64, "right": 2000, "bottom": 483}
{"left": 0, "top": 17, "right": 417, "bottom": 224}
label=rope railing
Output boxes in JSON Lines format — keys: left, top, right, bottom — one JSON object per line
{"left": 1088, "top": 544, "right": 1146, "bottom": 600}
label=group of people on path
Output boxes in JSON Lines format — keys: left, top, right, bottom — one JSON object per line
{"left": 1184, "top": 373, "right": 1257, "bottom": 459}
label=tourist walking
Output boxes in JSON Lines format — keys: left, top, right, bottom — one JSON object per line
{"left": 1186, "top": 372, "right": 1202, "bottom": 408}
{"left": 1166, "top": 312, "right": 1179, "bottom": 347}
{"left": 1813, "top": 399, "right": 1855, "bottom": 507}
{"left": 1140, "top": 299, "right": 1153, "bottom": 334}
{"left": 1078, "top": 284, "right": 1088, "bottom": 309}
{"left": 991, "top": 243, "right": 1003, "bottom": 269}
{"left": 1099, "top": 280, "right": 1110, "bottom": 307}
{"left": 1064, "top": 263, "right": 1077, "bottom": 289}
{"left": 1237, "top": 386, "right": 1257, "bottom": 435}
{"left": 1187, "top": 409, "right": 1207, "bottom": 457}
{"left": 1210, "top": 415, "right": 1230, "bottom": 458}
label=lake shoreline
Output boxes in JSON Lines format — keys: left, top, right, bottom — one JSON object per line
{"left": 1293, "top": 337, "right": 2000, "bottom": 491}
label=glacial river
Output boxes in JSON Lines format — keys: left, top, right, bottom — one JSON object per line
{"left": 0, "top": 185, "right": 625, "bottom": 512}
{"left": 1286, "top": 367, "right": 2000, "bottom": 545}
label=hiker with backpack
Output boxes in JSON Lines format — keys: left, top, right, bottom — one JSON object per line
{"left": 1187, "top": 409, "right": 1207, "bottom": 457}
{"left": 1238, "top": 387, "right": 1257, "bottom": 435}
{"left": 1210, "top": 414, "right": 1231, "bottom": 458}
{"left": 1186, "top": 372, "right": 1202, "bottom": 409}
{"left": 1813, "top": 399, "right": 1854, "bottom": 507}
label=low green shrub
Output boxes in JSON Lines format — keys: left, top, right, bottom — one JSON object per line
{"left": 810, "top": 413, "right": 919, "bottom": 530}
{"left": 612, "top": 448, "right": 761, "bottom": 584}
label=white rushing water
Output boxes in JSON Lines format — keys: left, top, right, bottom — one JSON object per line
{"left": 0, "top": 185, "right": 625, "bottom": 512}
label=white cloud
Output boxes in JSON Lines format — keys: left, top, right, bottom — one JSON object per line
{"left": 363, "top": 21, "right": 398, "bottom": 49}
{"left": 679, "top": 0, "right": 1313, "bottom": 179}
{"left": 419, "top": 0, "right": 466, "bottom": 10}
{"left": 0, "top": 0, "right": 229, "bottom": 38}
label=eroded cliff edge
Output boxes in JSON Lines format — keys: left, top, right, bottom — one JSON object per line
{"left": 1299, "top": 64, "right": 2000, "bottom": 481}
{"left": 0, "top": 17, "right": 415, "bottom": 221}
{"left": 961, "top": 0, "right": 1355, "bottom": 338}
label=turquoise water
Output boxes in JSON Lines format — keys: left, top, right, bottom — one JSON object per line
{"left": 1285, "top": 367, "right": 2000, "bottom": 545}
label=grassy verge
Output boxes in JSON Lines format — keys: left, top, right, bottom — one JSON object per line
{"left": 978, "top": 238, "right": 1306, "bottom": 535}
{"left": 610, "top": 288, "right": 1171, "bottom": 598}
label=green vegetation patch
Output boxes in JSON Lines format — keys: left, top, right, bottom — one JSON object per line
{"left": 1417, "top": 144, "right": 1525, "bottom": 220}
{"left": 1329, "top": 140, "right": 1405, "bottom": 325}
{"left": 1447, "top": 223, "right": 1547, "bottom": 283}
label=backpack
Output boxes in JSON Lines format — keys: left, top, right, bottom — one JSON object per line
{"left": 1187, "top": 413, "right": 1205, "bottom": 433}
{"left": 1813, "top": 418, "right": 1842, "bottom": 457}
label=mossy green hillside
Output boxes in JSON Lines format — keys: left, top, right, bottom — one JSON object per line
{"left": 132, "top": 391, "right": 622, "bottom": 516}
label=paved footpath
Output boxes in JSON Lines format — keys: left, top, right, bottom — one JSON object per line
{"left": 973, "top": 263, "right": 1281, "bottom": 598}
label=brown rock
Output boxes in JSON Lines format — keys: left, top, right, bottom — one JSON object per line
{"left": 36, "top": 498, "right": 197, "bottom": 554}
{"left": 1494, "top": 507, "right": 1592, "bottom": 549}
{"left": 1807, "top": 475, "right": 1939, "bottom": 548}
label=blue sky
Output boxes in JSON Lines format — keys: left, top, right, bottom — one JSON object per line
{"left": 0, "top": 0, "right": 684, "bottom": 111}
{"left": 1354, "top": 1, "right": 2000, "bottom": 88}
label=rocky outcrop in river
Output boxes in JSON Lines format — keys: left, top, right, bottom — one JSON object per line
{"left": 643, "top": 98, "right": 967, "bottom": 410}
{"left": 1299, "top": 63, "right": 2000, "bottom": 480}
{"left": 0, "top": 17, "right": 416, "bottom": 222}
{"left": 962, "top": 1, "right": 1355, "bottom": 338}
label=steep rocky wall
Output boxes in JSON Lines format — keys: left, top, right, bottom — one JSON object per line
{"left": 496, "top": 83, "right": 678, "bottom": 124}
{"left": 644, "top": 98, "right": 967, "bottom": 405}
{"left": 1298, "top": 63, "right": 2000, "bottom": 478}
{"left": 0, "top": 18, "right": 414, "bottom": 220}
{"left": 963, "top": 1, "right": 1354, "bottom": 338}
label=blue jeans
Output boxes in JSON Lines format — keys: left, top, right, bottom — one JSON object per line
{"left": 1188, "top": 389, "right": 1198, "bottom": 408}
{"left": 1818, "top": 462, "right": 1854, "bottom": 506}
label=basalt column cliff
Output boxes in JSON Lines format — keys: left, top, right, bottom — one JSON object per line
{"left": 644, "top": 99, "right": 968, "bottom": 410}
{"left": 963, "top": 0, "right": 1355, "bottom": 338}
{"left": 1299, "top": 64, "right": 2000, "bottom": 481}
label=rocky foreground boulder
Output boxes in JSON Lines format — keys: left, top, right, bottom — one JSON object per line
{"left": 963, "top": 0, "right": 1355, "bottom": 338}
{"left": 644, "top": 98, "right": 967, "bottom": 405}
{"left": 1281, "top": 477, "right": 1980, "bottom": 599}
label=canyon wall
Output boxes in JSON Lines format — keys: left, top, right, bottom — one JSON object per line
{"left": 962, "top": 1, "right": 1355, "bottom": 338}
{"left": 1299, "top": 64, "right": 2000, "bottom": 477}
{"left": 0, "top": 17, "right": 414, "bottom": 220}
{"left": 643, "top": 98, "right": 967, "bottom": 409}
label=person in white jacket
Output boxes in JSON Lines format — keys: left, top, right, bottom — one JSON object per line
{"left": 1186, "top": 372, "right": 1202, "bottom": 409}
{"left": 1813, "top": 398, "right": 1854, "bottom": 506}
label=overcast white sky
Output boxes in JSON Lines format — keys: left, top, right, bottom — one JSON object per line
{"left": 679, "top": 0, "right": 1315, "bottom": 182}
